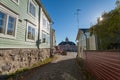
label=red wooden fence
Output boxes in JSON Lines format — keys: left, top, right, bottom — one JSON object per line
{"left": 83, "top": 51, "right": 120, "bottom": 80}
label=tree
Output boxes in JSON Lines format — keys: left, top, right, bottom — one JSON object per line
{"left": 90, "top": 7, "right": 120, "bottom": 50}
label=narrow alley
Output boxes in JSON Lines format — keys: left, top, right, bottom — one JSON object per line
{"left": 0, "top": 0, "right": 120, "bottom": 80}
{"left": 9, "top": 52, "right": 83, "bottom": 80}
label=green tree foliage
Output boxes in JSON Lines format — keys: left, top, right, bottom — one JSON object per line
{"left": 90, "top": 7, "right": 120, "bottom": 49}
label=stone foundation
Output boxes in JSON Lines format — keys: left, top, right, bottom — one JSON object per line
{"left": 0, "top": 48, "right": 50, "bottom": 75}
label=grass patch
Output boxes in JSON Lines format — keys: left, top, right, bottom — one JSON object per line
{"left": 76, "top": 57, "right": 95, "bottom": 80}
{"left": 6, "top": 67, "right": 29, "bottom": 79}
{"left": 32, "top": 57, "right": 53, "bottom": 68}
{"left": 6, "top": 57, "right": 56, "bottom": 80}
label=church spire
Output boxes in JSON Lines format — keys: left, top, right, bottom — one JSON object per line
{"left": 65, "top": 37, "right": 69, "bottom": 42}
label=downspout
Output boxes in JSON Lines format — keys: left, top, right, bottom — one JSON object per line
{"left": 82, "top": 31, "right": 88, "bottom": 50}
{"left": 50, "top": 23, "right": 53, "bottom": 57}
{"left": 37, "top": 7, "right": 41, "bottom": 49}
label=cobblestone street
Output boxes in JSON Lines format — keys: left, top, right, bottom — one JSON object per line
{"left": 13, "top": 52, "right": 83, "bottom": 80}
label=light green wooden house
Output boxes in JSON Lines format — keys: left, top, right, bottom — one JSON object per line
{"left": 0, "top": 0, "right": 52, "bottom": 49}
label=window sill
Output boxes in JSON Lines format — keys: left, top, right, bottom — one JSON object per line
{"left": 0, "top": 34, "right": 16, "bottom": 40}
{"left": 28, "top": 12, "right": 36, "bottom": 20}
{"left": 26, "top": 39, "right": 36, "bottom": 43}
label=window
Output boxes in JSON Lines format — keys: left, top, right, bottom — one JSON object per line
{"left": 7, "top": 16, "right": 16, "bottom": 36}
{"left": 28, "top": 0, "right": 36, "bottom": 17}
{"left": 0, "top": 11, "right": 6, "bottom": 34}
{"left": 47, "top": 35, "right": 50, "bottom": 43}
{"left": 42, "top": 13, "right": 47, "bottom": 28}
{"left": 27, "top": 23, "right": 35, "bottom": 41}
{"left": 42, "top": 32, "right": 50, "bottom": 43}
{"left": 47, "top": 22, "right": 50, "bottom": 31}
{"left": 42, "top": 32, "right": 46, "bottom": 43}
{"left": 43, "top": 18, "right": 46, "bottom": 27}
{"left": 42, "top": 15, "right": 50, "bottom": 31}
{"left": 0, "top": 6, "right": 17, "bottom": 38}
{"left": 12, "top": 0, "right": 19, "bottom": 5}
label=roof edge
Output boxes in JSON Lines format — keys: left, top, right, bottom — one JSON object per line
{"left": 35, "top": 0, "right": 52, "bottom": 22}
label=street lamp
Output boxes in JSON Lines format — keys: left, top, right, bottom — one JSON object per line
{"left": 99, "top": 16, "right": 103, "bottom": 21}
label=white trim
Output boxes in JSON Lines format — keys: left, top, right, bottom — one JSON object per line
{"left": 28, "top": 0, "right": 36, "bottom": 18}
{"left": 11, "top": 0, "right": 19, "bottom": 5}
{"left": 41, "top": 31, "right": 50, "bottom": 43}
{"left": 42, "top": 12, "right": 50, "bottom": 33}
{"left": 0, "top": 5, "right": 18, "bottom": 39}
{"left": 26, "top": 22, "right": 36, "bottom": 42}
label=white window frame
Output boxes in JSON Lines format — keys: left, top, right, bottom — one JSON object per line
{"left": 26, "top": 22, "right": 36, "bottom": 42}
{"left": 28, "top": 0, "right": 36, "bottom": 18}
{"left": 43, "top": 17, "right": 47, "bottom": 28}
{"left": 11, "top": 0, "right": 19, "bottom": 5}
{"left": 42, "top": 13, "right": 47, "bottom": 28}
{"left": 47, "top": 22, "right": 50, "bottom": 31}
{"left": 42, "top": 13, "right": 50, "bottom": 33}
{"left": 42, "top": 31, "right": 50, "bottom": 44}
{"left": 46, "top": 34, "right": 50, "bottom": 44}
{"left": 42, "top": 32, "right": 46, "bottom": 43}
{"left": 0, "top": 5, "right": 18, "bottom": 39}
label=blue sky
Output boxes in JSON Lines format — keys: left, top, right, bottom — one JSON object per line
{"left": 40, "top": 0, "right": 116, "bottom": 45}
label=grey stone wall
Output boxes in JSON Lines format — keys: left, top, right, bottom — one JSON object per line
{"left": 0, "top": 48, "right": 50, "bottom": 75}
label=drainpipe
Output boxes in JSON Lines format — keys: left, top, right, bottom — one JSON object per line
{"left": 50, "top": 22, "right": 53, "bottom": 57}
{"left": 36, "top": 7, "right": 41, "bottom": 49}
{"left": 83, "top": 32, "right": 88, "bottom": 50}
{"left": 50, "top": 22, "right": 54, "bottom": 57}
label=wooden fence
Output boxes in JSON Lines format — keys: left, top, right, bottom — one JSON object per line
{"left": 83, "top": 51, "right": 120, "bottom": 80}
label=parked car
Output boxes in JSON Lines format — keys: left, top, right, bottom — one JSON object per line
{"left": 61, "top": 50, "right": 67, "bottom": 55}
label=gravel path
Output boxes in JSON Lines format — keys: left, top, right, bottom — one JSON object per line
{"left": 11, "top": 52, "right": 83, "bottom": 80}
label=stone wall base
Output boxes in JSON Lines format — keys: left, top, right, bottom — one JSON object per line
{"left": 0, "top": 48, "right": 50, "bottom": 75}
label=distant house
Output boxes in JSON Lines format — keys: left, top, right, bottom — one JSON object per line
{"left": 58, "top": 37, "right": 77, "bottom": 52}
{"left": 76, "top": 29, "right": 96, "bottom": 57}
{"left": 51, "top": 29, "right": 56, "bottom": 48}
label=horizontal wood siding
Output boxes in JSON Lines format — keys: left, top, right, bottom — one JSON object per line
{"left": 0, "top": 0, "right": 39, "bottom": 48}
{"left": 83, "top": 51, "right": 120, "bottom": 80}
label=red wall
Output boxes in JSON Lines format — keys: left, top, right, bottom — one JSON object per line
{"left": 83, "top": 51, "right": 120, "bottom": 80}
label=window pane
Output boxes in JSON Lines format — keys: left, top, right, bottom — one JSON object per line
{"left": 28, "top": 26, "right": 32, "bottom": 39}
{"left": 0, "top": 11, "right": 6, "bottom": 34}
{"left": 27, "top": 26, "right": 35, "bottom": 40}
{"left": 7, "top": 16, "right": 16, "bottom": 36}
{"left": 43, "top": 18, "right": 46, "bottom": 27}
{"left": 43, "top": 38, "right": 46, "bottom": 43}
{"left": 42, "top": 32, "right": 46, "bottom": 43}
{"left": 32, "top": 28, "right": 35, "bottom": 40}
{"left": 47, "top": 23, "right": 50, "bottom": 31}
{"left": 29, "top": 2, "right": 36, "bottom": 17}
